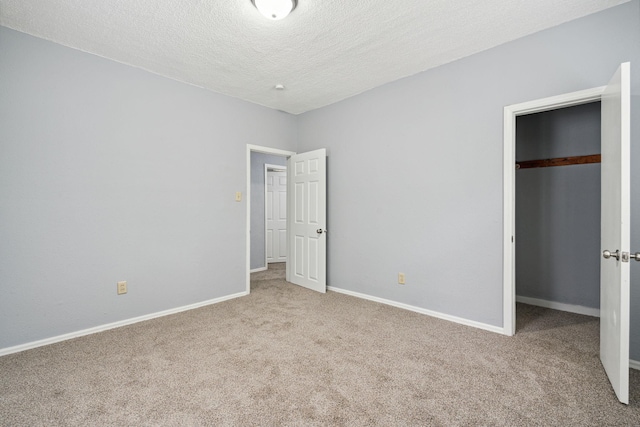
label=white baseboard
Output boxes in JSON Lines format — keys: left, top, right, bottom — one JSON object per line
{"left": 516, "top": 295, "right": 600, "bottom": 317}
{"left": 327, "top": 286, "right": 504, "bottom": 335}
{"left": 630, "top": 359, "right": 640, "bottom": 371}
{"left": 250, "top": 267, "right": 268, "bottom": 273}
{"left": 0, "top": 291, "right": 248, "bottom": 357}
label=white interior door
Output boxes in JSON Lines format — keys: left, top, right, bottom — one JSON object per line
{"left": 266, "top": 170, "right": 287, "bottom": 263}
{"left": 287, "top": 149, "right": 327, "bottom": 293}
{"left": 600, "top": 62, "right": 631, "bottom": 405}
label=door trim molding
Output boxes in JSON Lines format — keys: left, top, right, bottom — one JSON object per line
{"left": 246, "top": 145, "right": 295, "bottom": 294}
{"left": 502, "top": 86, "right": 605, "bottom": 336}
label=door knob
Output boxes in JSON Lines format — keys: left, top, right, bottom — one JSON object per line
{"left": 631, "top": 252, "right": 640, "bottom": 261}
{"left": 603, "top": 249, "right": 620, "bottom": 261}
{"left": 316, "top": 229, "right": 325, "bottom": 234}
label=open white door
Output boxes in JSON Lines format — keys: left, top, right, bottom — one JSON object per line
{"left": 287, "top": 149, "right": 327, "bottom": 293}
{"left": 600, "top": 62, "right": 631, "bottom": 405}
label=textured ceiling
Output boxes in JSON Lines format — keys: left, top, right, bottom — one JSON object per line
{"left": 0, "top": 0, "right": 629, "bottom": 114}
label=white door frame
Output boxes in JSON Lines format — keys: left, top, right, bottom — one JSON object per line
{"left": 502, "top": 86, "right": 605, "bottom": 336}
{"left": 247, "top": 144, "right": 296, "bottom": 294}
{"left": 264, "top": 164, "right": 287, "bottom": 266}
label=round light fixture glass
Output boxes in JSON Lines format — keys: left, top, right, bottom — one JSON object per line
{"left": 252, "top": 0, "right": 297, "bottom": 20}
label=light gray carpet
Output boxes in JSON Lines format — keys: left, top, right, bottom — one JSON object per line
{"left": 1, "top": 263, "right": 639, "bottom": 426}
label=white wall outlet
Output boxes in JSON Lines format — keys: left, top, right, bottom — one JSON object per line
{"left": 398, "top": 273, "right": 405, "bottom": 285}
{"left": 117, "top": 281, "right": 127, "bottom": 295}
{"left": 235, "top": 192, "right": 242, "bottom": 202}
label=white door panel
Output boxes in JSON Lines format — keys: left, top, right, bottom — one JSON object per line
{"left": 277, "top": 229, "right": 287, "bottom": 259}
{"left": 288, "top": 149, "right": 327, "bottom": 293}
{"left": 266, "top": 229, "right": 273, "bottom": 259}
{"left": 266, "top": 170, "right": 287, "bottom": 264}
{"left": 600, "top": 62, "right": 630, "bottom": 404}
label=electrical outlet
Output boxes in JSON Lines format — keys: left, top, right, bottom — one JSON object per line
{"left": 117, "top": 281, "right": 127, "bottom": 295}
{"left": 235, "top": 192, "right": 242, "bottom": 202}
{"left": 398, "top": 273, "right": 405, "bottom": 285}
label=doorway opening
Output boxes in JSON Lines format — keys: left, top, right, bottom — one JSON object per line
{"left": 246, "top": 145, "right": 295, "bottom": 294}
{"left": 503, "top": 86, "right": 605, "bottom": 335}
{"left": 514, "top": 101, "right": 601, "bottom": 332}
{"left": 506, "top": 64, "right": 632, "bottom": 404}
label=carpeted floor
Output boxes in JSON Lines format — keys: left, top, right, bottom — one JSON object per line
{"left": 1, "top": 262, "right": 639, "bottom": 426}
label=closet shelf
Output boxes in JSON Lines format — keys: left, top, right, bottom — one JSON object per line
{"left": 516, "top": 154, "right": 601, "bottom": 170}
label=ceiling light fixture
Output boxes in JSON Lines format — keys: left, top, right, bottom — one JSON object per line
{"left": 251, "top": 0, "right": 297, "bottom": 20}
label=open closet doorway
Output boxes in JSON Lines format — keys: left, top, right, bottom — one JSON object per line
{"left": 514, "top": 101, "right": 602, "bottom": 320}
{"left": 503, "top": 62, "right": 632, "bottom": 404}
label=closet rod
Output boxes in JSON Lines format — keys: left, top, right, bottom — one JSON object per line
{"left": 516, "top": 154, "right": 601, "bottom": 170}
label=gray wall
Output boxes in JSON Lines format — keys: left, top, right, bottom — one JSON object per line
{"left": 515, "top": 103, "right": 601, "bottom": 308}
{"left": 250, "top": 152, "right": 287, "bottom": 270}
{"left": 0, "top": 27, "right": 297, "bottom": 349}
{"left": 297, "top": 2, "right": 640, "bottom": 358}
